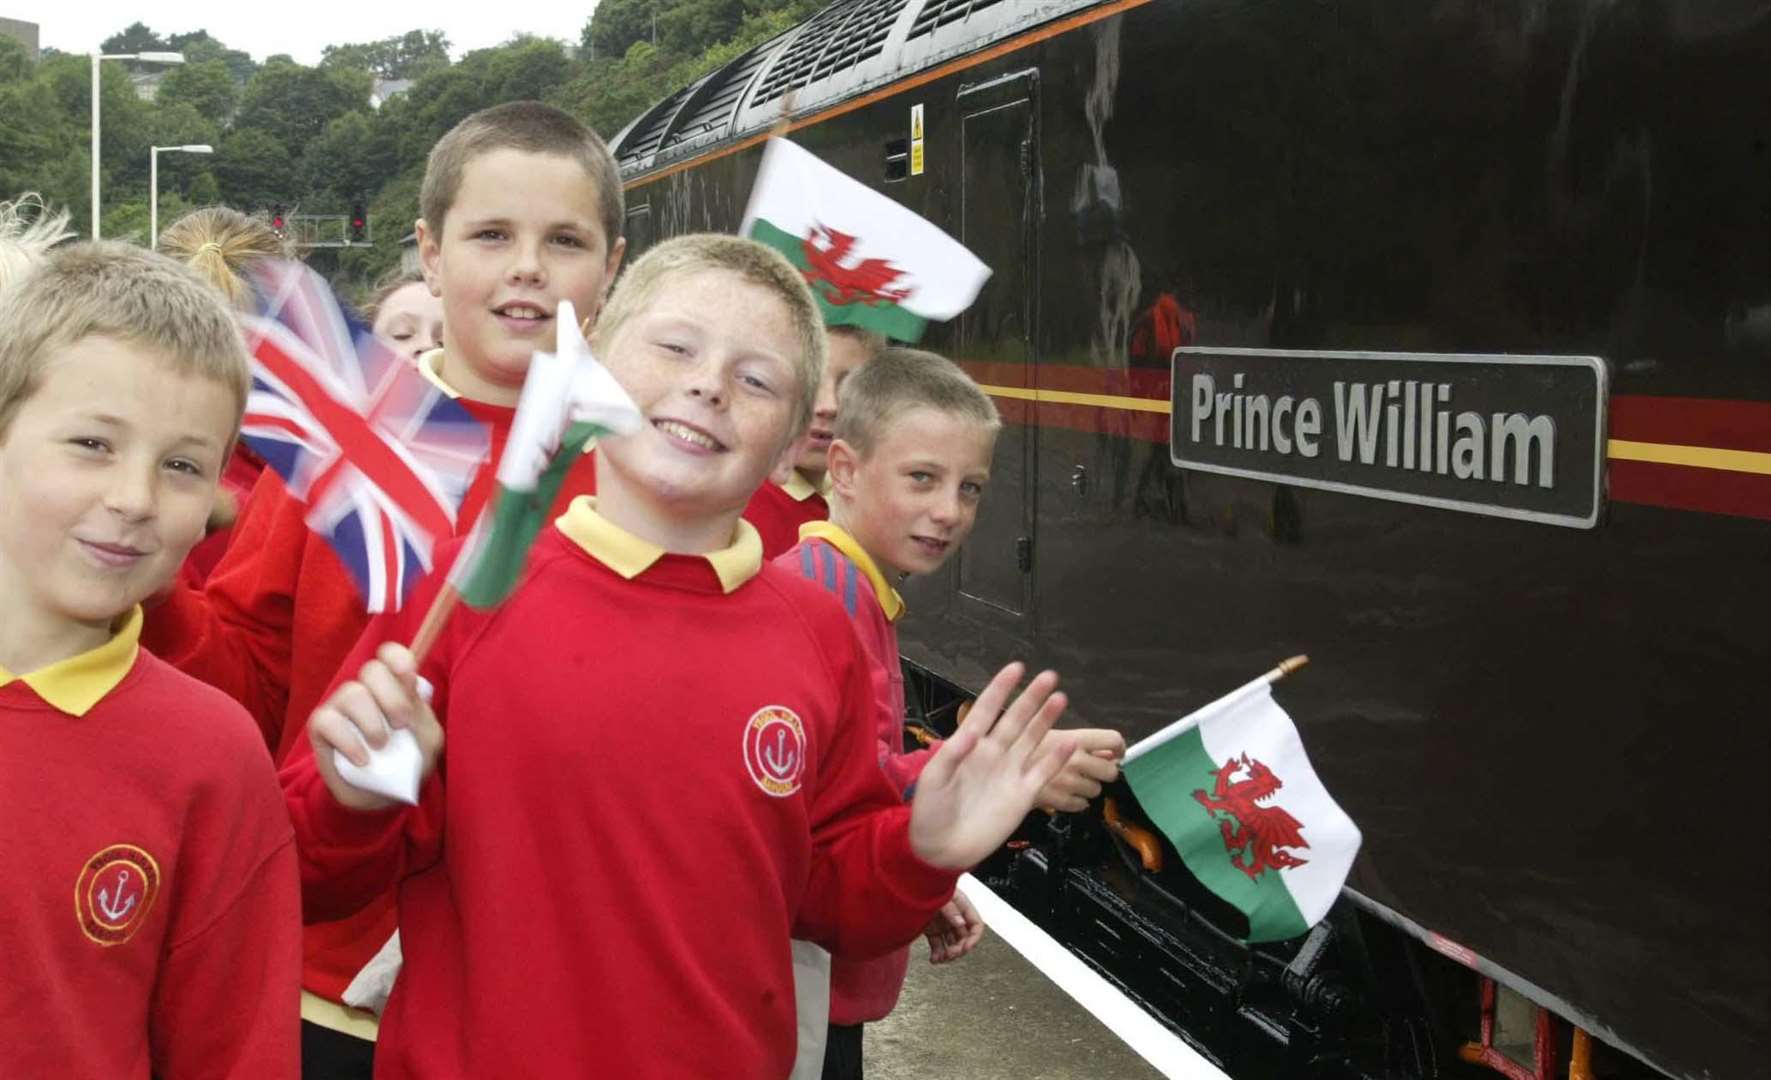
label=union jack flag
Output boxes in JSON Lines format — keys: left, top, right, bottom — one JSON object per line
{"left": 239, "top": 261, "right": 489, "bottom": 612}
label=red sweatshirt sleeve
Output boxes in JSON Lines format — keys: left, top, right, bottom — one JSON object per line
{"left": 279, "top": 567, "right": 454, "bottom": 924}
{"left": 792, "top": 627, "right": 958, "bottom": 959}
{"left": 142, "top": 469, "right": 305, "bottom": 748}
{"left": 150, "top": 713, "right": 302, "bottom": 1079}
{"left": 151, "top": 839, "right": 301, "bottom": 1078}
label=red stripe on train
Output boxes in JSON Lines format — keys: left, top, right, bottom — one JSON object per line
{"left": 957, "top": 362, "right": 1771, "bottom": 520}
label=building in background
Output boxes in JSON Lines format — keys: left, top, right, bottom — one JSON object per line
{"left": 0, "top": 17, "right": 39, "bottom": 60}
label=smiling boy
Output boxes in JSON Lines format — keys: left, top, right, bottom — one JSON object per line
{"left": 281, "top": 235, "right": 1078, "bottom": 1078}
{"left": 0, "top": 243, "right": 299, "bottom": 1077}
{"left": 138, "top": 101, "right": 626, "bottom": 1069}
{"left": 781, "top": 349, "right": 1126, "bottom": 1077}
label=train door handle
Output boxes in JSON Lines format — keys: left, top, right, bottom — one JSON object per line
{"left": 1071, "top": 464, "right": 1089, "bottom": 496}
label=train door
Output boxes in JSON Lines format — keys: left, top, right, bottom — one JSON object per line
{"left": 955, "top": 70, "right": 1038, "bottom": 622}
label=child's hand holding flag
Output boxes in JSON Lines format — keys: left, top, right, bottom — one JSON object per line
{"left": 327, "top": 301, "right": 642, "bottom": 807}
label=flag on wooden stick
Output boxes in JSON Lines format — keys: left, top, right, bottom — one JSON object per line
{"left": 239, "top": 259, "right": 488, "bottom": 613}
{"left": 450, "top": 300, "right": 642, "bottom": 610}
{"left": 741, "top": 137, "right": 990, "bottom": 342}
{"left": 1122, "top": 659, "right": 1361, "bottom": 942}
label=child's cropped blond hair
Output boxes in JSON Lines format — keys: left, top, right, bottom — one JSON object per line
{"left": 0, "top": 193, "right": 73, "bottom": 296}
{"left": 157, "top": 206, "right": 290, "bottom": 310}
{"left": 834, "top": 347, "right": 1001, "bottom": 457}
{"left": 0, "top": 242, "right": 250, "bottom": 438}
{"left": 421, "top": 102, "right": 623, "bottom": 247}
{"left": 592, "top": 234, "right": 826, "bottom": 441}
{"left": 826, "top": 324, "right": 888, "bottom": 362}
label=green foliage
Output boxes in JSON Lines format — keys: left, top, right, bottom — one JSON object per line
{"left": 167, "top": 31, "right": 259, "bottom": 84}
{"left": 158, "top": 60, "right": 238, "bottom": 124}
{"left": 236, "top": 59, "right": 372, "bottom": 159}
{"left": 6, "top": 4, "right": 827, "bottom": 287}
{"left": 213, "top": 127, "right": 296, "bottom": 211}
{"left": 100, "top": 22, "right": 167, "bottom": 57}
{"left": 322, "top": 30, "right": 451, "bottom": 81}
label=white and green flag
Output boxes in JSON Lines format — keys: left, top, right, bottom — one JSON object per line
{"left": 453, "top": 300, "right": 642, "bottom": 608}
{"left": 740, "top": 137, "right": 990, "bottom": 342}
{"left": 1122, "top": 672, "right": 1361, "bottom": 942}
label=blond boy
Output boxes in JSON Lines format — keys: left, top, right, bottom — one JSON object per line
{"left": 0, "top": 243, "right": 299, "bottom": 1076}
{"left": 282, "top": 235, "right": 1077, "bottom": 1077}
{"left": 139, "top": 101, "right": 626, "bottom": 1066}
{"left": 780, "top": 349, "right": 1126, "bottom": 1077}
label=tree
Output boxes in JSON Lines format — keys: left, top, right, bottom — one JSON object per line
{"left": 235, "top": 59, "right": 372, "bottom": 159}
{"left": 301, "top": 110, "right": 390, "bottom": 206}
{"left": 213, "top": 128, "right": 297, "bottom": 211}
{"left": 0, "top": 34, "right": 31, "bottom": 84}
{"left": 167, "top": 30, "right": 257, "bottom": 84}
{"left": 157, "top": 59, "right": 237, "bottom": 124}
{"left": 322, "top": 30, "right": 451, "bottom": 81}
{"left": 100, "top": 22, "right": 169, "bottom": 56}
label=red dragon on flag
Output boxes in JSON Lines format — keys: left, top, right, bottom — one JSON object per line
{"left": 1192, "top": 753, "right": 1312, "bottom": 880}
{"left": 800, "top": 223, "right": 915, "bottom": 307}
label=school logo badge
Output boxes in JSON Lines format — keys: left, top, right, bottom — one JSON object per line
{"left": 743, "top": 706, "right": 807, "bottom": 797}
{"left": 75, "top": 844, "right": 161, "bottom": 946}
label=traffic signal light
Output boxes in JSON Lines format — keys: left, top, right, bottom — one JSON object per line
{"left": 349, "top": 204, "right": 367, "bottom": 243}
{"left": 270, "top": 205, "right": 286, "bottom": 236}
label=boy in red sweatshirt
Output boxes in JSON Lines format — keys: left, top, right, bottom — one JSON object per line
{"left": 140, "top": 101, "right": 628, "bottom": 1070}
{"left": 281, "top": 234, "right": 1080, "bottom": 1079}
{"left": 744, "top": 325, "right": 884, "bottom": 557}
{"left": 0, "top": 242, "right": 299, "bottom": 1077}
{"left": 781, "top": 348, "right": 1127, "bottom": 1078}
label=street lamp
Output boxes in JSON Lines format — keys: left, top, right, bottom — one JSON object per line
{"left": 150, "top": 144, "right": 213, "bottom": 247}
{"left": 90, "top": 50, "right": 185, "bottom": 240}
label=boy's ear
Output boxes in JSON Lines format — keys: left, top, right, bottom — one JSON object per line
{"left": 416, "top": 218, "right": 442, "bottom": 297}
{"left": 826, "top": 438, "right": 862, "bottom": 498}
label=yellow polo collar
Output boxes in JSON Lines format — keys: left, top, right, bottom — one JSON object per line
{"left": 416, "top": 349, "right": 459, "bottom": 398}
{"left": 780, "top": 469, "right": 834, "bottom": 503}
{"left": 556, "top": 497, "right": 761, "bottom": 593}
{"left": 798, "top": 520, "right": 905, "bottom": 622}
{"left": 0, "top": 607, "right": 142, "bottom": 716}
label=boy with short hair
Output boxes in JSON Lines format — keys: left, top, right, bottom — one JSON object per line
{"left": 139, "top": 100, "right": 626, "bottom": 1067}
{"left": 782, "top": 348, "right": 1126, "bottom": 1078}
{"left": 281, "top": 234, "right": 1078, "bottom": 1078}
{"left": 745, "top": 324, "right": 885, "bottom": 558}
{"left": 0, "top": 242, "right": 299, "bottom": 1077}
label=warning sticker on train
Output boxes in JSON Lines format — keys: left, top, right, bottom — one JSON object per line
{"left": 1169, "top": 347, "right": 1608, "bottom": 528}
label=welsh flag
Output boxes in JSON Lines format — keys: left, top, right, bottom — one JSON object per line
{"left": 1122, "top": 671, "right": 1361, "bottom": 942}
{"left": 741, "top": 137, "right": 990, "bottom": 342}
{"left": 452, "top": 300, "right": 642, "bottom": 608}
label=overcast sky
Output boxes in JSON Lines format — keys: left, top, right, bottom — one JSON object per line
{"left": 36, "top": 2, "right": 600, "bottom": 66}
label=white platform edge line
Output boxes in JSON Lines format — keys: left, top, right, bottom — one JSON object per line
{"left": 959, "top": 873, "right": 1232, "bottom": 1080}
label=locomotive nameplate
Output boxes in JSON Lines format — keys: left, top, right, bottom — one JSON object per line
{"left": 1169, "top": 348, "right": 1608, "bottom": 528}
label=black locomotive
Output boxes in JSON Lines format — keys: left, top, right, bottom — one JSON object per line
{"left": 611, "top": 3, "right": 1771, "bottom": 1077}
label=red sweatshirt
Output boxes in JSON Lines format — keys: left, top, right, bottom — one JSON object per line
{"left": 743, "top": 469, "right": 831, "bottom": 559}
{"left": 0, "top": 609, "right": 300, "bottom": 1078}
{"left": 779, "top": 521, "right": 940, "bottom": 1025}
{"left": 281, "top": 499, "right": 959, "bottom": 1079}
{"left": 142, "top": 381, "right": 597, "bottom": 1003}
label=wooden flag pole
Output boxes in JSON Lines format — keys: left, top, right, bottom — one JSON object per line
{"left": 1124, "top": 654, "right": 1312, "bottom": 766}
{"left": 1264, "top": 654, "right": 1310, "bottom": 683}
{"left": 408, "top": 582, "right": 461, "bottom": 668}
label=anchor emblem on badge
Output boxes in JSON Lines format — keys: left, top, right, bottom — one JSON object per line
{"left": 75, "top": 844, "right": 161, "bottom": 946}
{"left": 743, "top": 706, "right": 807, "bottom": 797}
